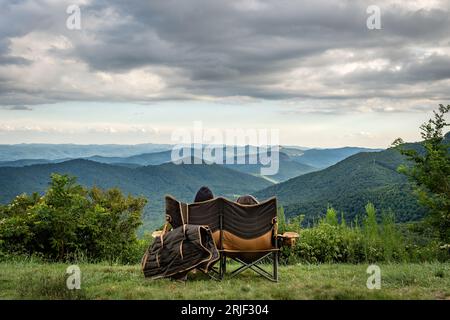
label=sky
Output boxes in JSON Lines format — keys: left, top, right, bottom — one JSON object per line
{"left": 0, "top": 0, "right": 449, "bottom": 148}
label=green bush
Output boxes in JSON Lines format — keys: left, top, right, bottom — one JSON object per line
{"left": 280, "top": 202, "right": 445, "bottom": 264}
{"left": 0, "top": 174, "right": 147, "bottom": 264}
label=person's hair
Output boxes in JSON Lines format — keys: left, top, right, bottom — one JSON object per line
{"left": 194, "top": 186, "right": 214, "bottom": 202}
{"left": 236, "top": 195, "right": 259, "bottom": 205}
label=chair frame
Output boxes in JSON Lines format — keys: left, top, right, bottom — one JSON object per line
{"left": 219, "top": 250, "right": 279, "bottom": 282}
{"left": 216, "top": 197, "right": 279, "bottom": 282}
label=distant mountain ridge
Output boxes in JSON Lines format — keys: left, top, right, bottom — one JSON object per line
{"left": 255, "top": 145, "right": 428, "bottom": 224}
{"left": 0, "top": 143, "right": 172, "bottom": 161}
{"left": 0, "top": 145, "right": 382, "bottom": 182}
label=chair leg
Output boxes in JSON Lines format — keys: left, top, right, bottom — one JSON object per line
{"left": 207, "top": 270, "right": 221, "bottom": 281}
{"left": 218, "top": 252, "right": 222, "bottom": 279}
{"left": 219, "top": 253, "right": 226, "bottom": 280}
{"left": 223, "top": 255, "right": 227, "bottom": 274}
{"left": 272, "top": 250, "right": 279, "bottom": 282}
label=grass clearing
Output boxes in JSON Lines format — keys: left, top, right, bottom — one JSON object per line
{"left": 0, "top": 261, "right": 449, "bottom": 300}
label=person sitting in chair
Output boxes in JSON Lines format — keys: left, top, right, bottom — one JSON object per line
{"left": 194, "top": 186, "right": 214, "bottom": 203}
{"left": 236, "top": 194, "right": 259, "bottom": 205}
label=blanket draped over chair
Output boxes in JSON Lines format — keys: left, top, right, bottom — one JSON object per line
{"left": 141, "top": 224, "right": 219, "bottom": 280}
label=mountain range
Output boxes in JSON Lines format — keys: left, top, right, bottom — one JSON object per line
{"left": 0, "top": 145, "right": 380, "bottom": 182}
{"left": 0, "top": 143, "right": 172, "bottom": 161}
{"left": 1, "top": 141, "right": 430, "bottom": 229}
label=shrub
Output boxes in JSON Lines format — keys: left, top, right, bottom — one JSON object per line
{"left": 0, "top": 174, "right": 147, "bottom": 264}
{"left": 279, "top": 202, "right": 445, "bottom": 264}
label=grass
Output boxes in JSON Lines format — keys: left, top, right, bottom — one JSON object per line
{"left": 0, "top": 260, "right": 449, "bottom": 300}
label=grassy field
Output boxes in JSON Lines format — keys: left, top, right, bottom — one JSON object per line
{"left": 0, "top": 260, "right": 449, "bottom": 300}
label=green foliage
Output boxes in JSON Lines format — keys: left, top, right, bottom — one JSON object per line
{"left": 279, "top": 202, "right": 444, "bottom": 264}
{"left": 393, "top": 104, "right": 450, "bottom": 243}
{"left": 362, "top": 202, "right": 381, "bottom": 261}
{"left": 278, "top": 211, "right": 303, "bottom": 262}
{"left": 0, "top": 174, "right": 147, "bottom": 264}
{"left": 294, "top": 223, "right": 363, "bottom": 263}
{"left": 325, "top": 206, "right": 338, "bottom": 226}
{"left": 277, "top": 206, "right": 287, "bottom": 234}
{"left": 286, "top": 214, "right": 304, "bottom": 234}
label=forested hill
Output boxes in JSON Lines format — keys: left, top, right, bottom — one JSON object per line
{"left": 0, "top": 159, "right": 272, "bottom": 228}
{"left": 287, "top": 146, "right": 382, "bottom": 168}
{"left": 255, "top": 146, "right": 427, "bottom": 223}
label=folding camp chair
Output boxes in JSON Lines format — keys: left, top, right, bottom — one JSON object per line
{"left": 218, "top": 197, "right": 279, "bottom": 282}
{"left": 165, "top": 195, "right": 279, "bottom": 282}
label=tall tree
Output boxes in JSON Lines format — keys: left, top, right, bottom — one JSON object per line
{"left": 392, "top": 104, "right": 450, "bottom": 243}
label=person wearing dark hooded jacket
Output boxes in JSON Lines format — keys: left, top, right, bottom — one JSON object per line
{"left": 194, "top": 186, "right": 214, "bottom": 202}
{"left": 236, "top": 194, "right": 259, "bottom": 205}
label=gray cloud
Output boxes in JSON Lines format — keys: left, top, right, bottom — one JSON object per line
{"left": 0, "top": 0, "right": 449, "bottom": 112}
{"left": 3, "top": 105, "right": 33, "bottom": 111}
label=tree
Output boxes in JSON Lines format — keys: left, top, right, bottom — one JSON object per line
{"left": 392, "top": 104, "right": 450, "bottom": 243}
{"left": 324, "top": 206, "right": 338, "bottom": 226}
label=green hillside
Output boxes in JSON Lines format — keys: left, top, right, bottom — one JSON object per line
{"left": 0, "top": 159, "right": 273, "bottom": 228}
{"left": 0, "top": 146, "right": 379, "bottom": 183}
{"left": 289, "top": 147, "right": 383, "bottom": 168}
{"left": 223, "top": 151, "right": 317, "bottom": 182}
{"left": 82, "top": 147, "right": 381, "bottom": 177}
{"left": 225, "top": 160, "right": 316, "bottom": 182}
{"left": 87, "top": 149, "right": 318, "bottom": 182}
{"left": 255, "top": 147, "right": 426, "bottom": 223}
{"left": 86, "top": 149, "right": 173, "bottom": 166}
{"left": 0, "top": 159, "right": 56, "bottom": 167}
{"left": 0, "top": 149, "right": 317, "bottom": 182}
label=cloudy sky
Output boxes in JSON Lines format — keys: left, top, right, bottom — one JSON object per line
{"left": 0, "top": 0, "right": 449, "bottom": 147}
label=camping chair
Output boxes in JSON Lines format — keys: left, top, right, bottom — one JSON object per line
{"left": 164, "top": 195, "right": 279, "bottom": 282}
{"left": 219, "top": 197, "right": 279, "bottom": 282}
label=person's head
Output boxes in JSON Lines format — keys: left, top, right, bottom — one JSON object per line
{"left": 194, "top": 186, "right": 214, "bottom": 203}
{"left": 236, "top": 195, "right": 259, "bottom": 205}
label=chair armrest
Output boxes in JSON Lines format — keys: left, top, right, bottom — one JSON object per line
{"left": 278, "top": 232, "right": 300, "bottom": 247}
{"left": 151, "top": 230, "right": 163, "bottom": 238}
